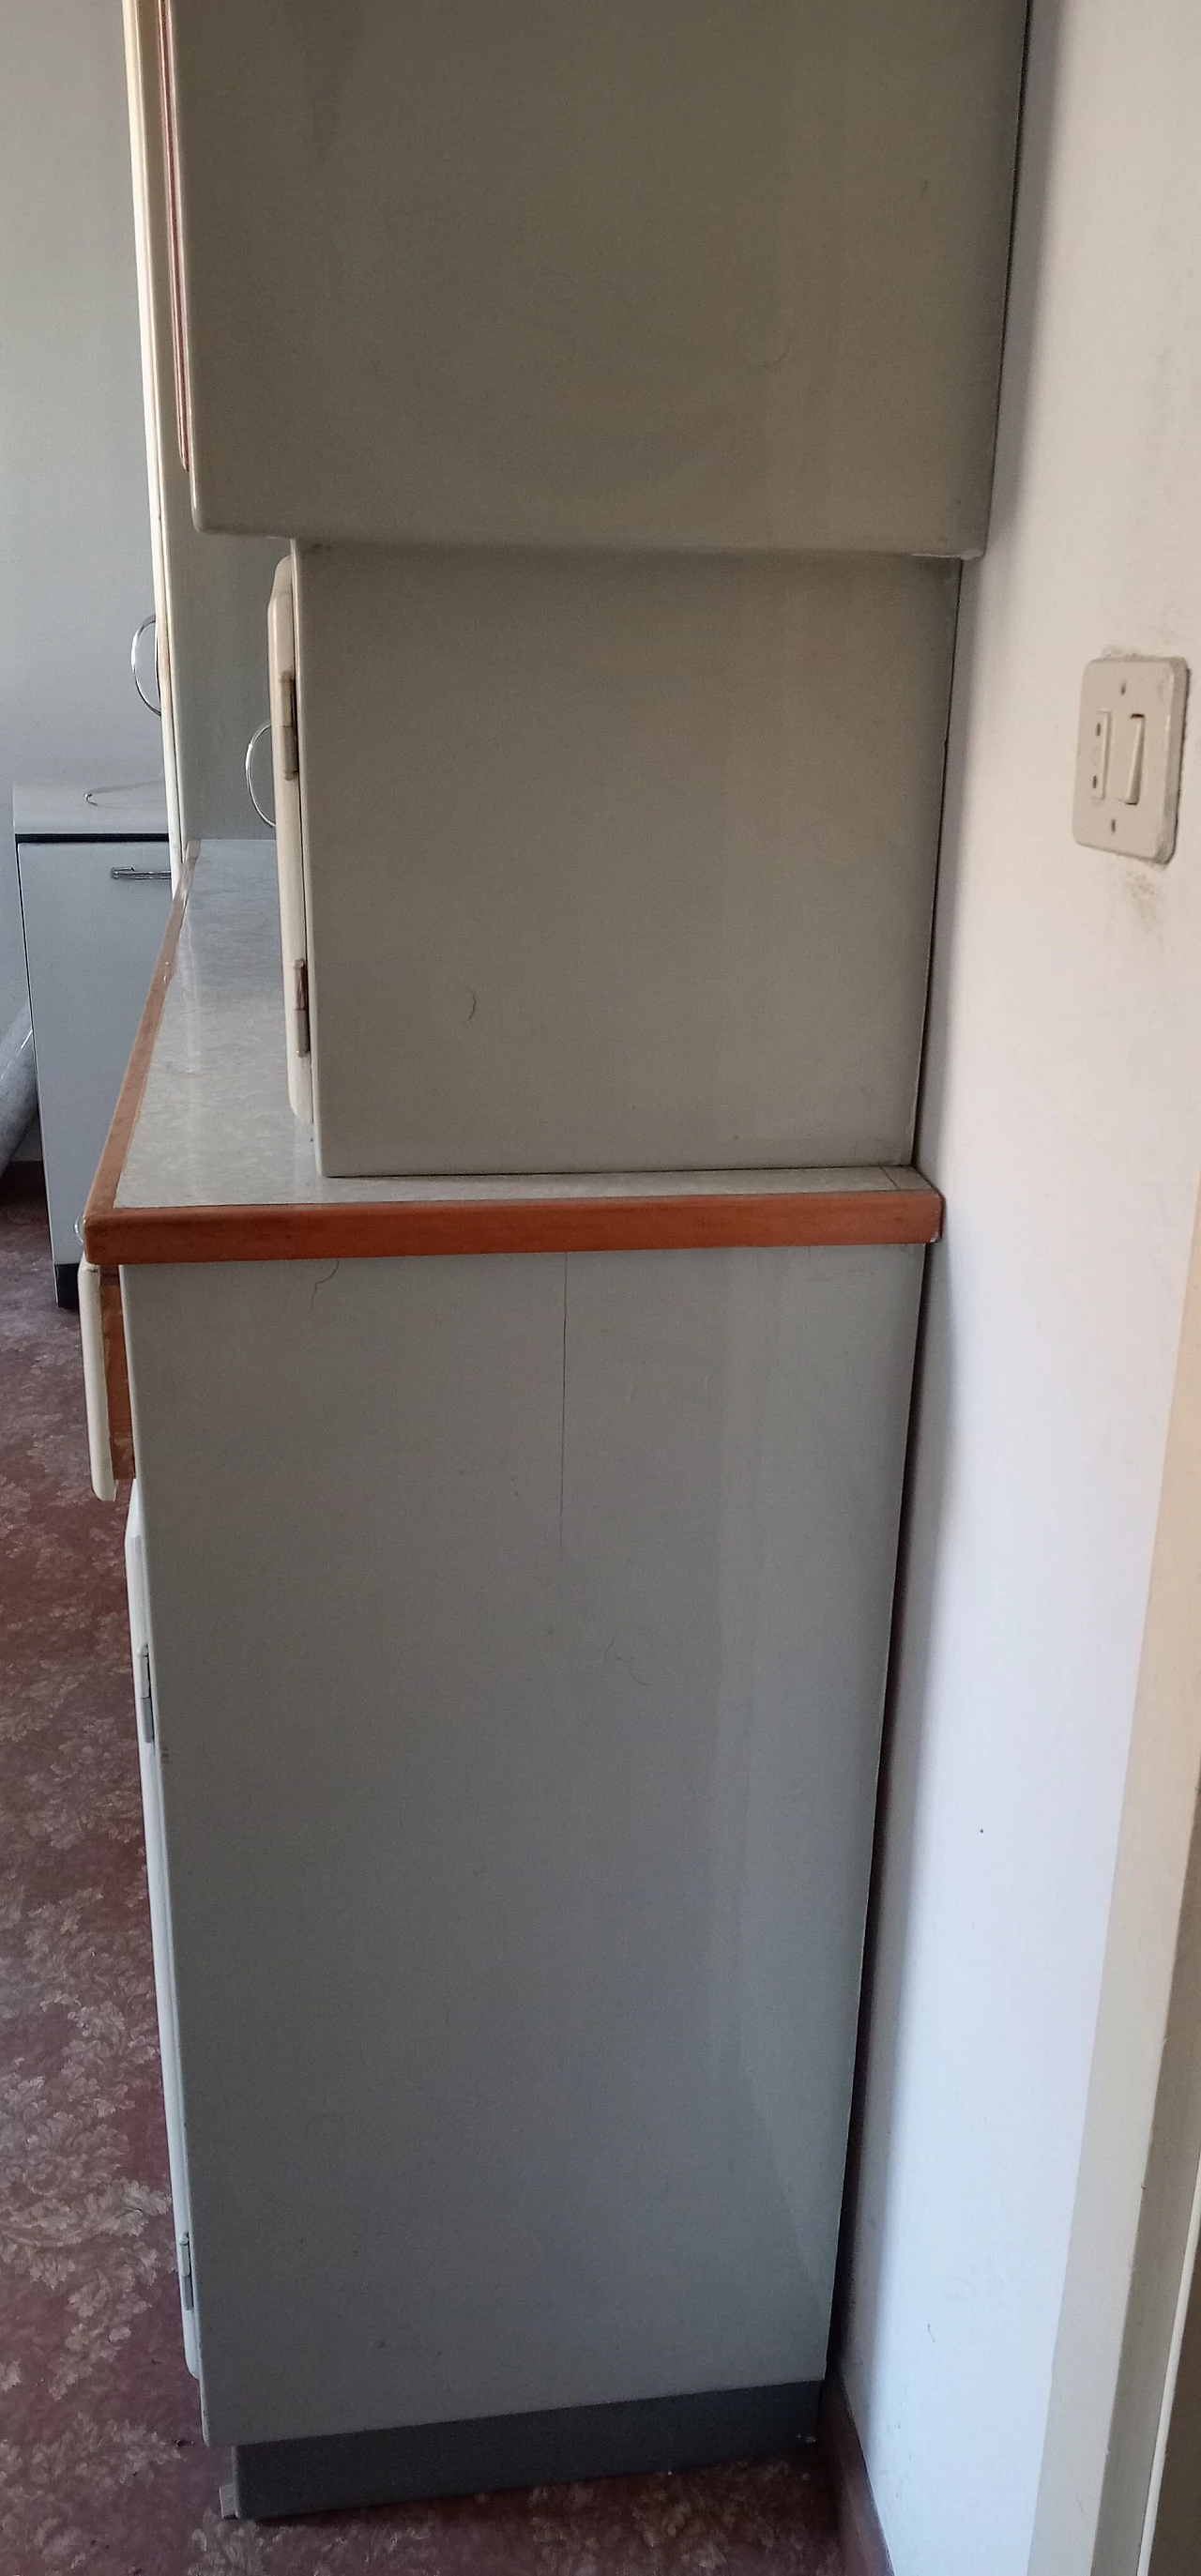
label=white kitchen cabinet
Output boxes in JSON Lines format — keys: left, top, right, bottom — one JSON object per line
{"left": 16, "top": 801, "right": 172, "bottom": 1298}
{"left": 83, "top": 844, "right": 940, "bottom": 2516}
{"left": 273, "top": 544, "right": 958, "bottom": 1178}
{"left": 125, "top": 1232, "right": 922, "bottom": 2506}
{"left": 159, "top": 0, "right": 1026, "bottom": 556}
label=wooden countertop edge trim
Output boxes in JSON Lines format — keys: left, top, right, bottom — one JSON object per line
{"left": 85, "top": 1184, "right": 943, "bottom": 1267}
{"left": 83, "top": 846, "right": 192, "bottom": 1260}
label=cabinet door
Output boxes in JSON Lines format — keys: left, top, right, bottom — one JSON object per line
{"left": 18, "top": 842, "right": 172, "bottom": 1265}
{"left": 124, "top": 1484, "right": 199, "bottom": 2377}
{"left": 123, "top": 0, "right": 280, "bottom": 846}
{"left": 162, "top": 0, "right": 1026, "bottom": 556}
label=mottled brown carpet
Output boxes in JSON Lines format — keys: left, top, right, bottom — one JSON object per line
{"left": 0, "top": 1189, "right": 842, "bottom": 2574}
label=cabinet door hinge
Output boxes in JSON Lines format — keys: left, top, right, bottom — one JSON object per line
{"left": 136, "top": 1641, "right": 155, "bottom": 1745}
{"left": 179, "top": 2233, "right": 194, "bottom": 2311}
{"left": 294, "top": 956, "right": 311, "bottom": 1058}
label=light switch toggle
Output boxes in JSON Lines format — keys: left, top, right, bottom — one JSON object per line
{"left": 1123, "top": 713, "right": 1145, "bottom": 804}
{"left": 1072, "top": 657, "right": 1189, "bottom": 863}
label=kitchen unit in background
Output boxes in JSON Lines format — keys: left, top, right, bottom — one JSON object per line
{"left": 4, "top": 0, "right": 281, "bottom": 1305}
{"left": 16, "top": 780, "right": 171, "bottom": 1305}
{"left": 91, "top": 0, "right": 1029, "bottom": 2523}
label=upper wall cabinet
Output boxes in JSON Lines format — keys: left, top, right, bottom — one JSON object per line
{"left": 162, "top": 0, "right": 1026, "bottom": 557}
{"left": 271, "top": 544, "right": 957, "bottom": 1178}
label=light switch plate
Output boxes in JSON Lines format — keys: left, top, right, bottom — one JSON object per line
{"left": 1072, "top": 655, "right": 1189, "bottom": 863}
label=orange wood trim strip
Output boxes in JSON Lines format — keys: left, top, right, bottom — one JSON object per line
{"left": 99, "top": 1267, "right": 135, "bottom": 1484}
{"left": 84, "top": 1183, "right": 942, "bottom": 1270}
{"left": 82, "top": 850, "right": 191, "bottom": 1265}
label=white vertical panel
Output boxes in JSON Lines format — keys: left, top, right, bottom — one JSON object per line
{"left": 122, "top": 0, "right": 280, "bottom": 845}
{"left": 842, "top": 0, "right": 1201, "bottom": 2568}
{"left": 124, "top": 1483, "right": 199, "bottom": 2377}
{"left": 125, "top": 1243, "right": 921, "bottom": 2447}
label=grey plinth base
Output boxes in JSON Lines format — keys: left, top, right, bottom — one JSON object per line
{"left": 231, "top": 2381, "right": 821, "bottom": 2522}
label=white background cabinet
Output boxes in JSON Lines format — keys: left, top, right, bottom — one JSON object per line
{"left": 18, "top": 815, "right": 171, "bottom": 1290}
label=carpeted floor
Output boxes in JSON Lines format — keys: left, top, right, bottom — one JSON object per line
{"left": 0, "top": 1187, "right": 844, "bottom": 2575}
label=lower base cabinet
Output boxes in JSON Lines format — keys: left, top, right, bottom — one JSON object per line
{"left": 121, "top": 1235, "right": 921, "bottom": 2511}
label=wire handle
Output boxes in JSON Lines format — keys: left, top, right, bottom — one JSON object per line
{"left": 245, "top": 723, "right": 275, "bottom": 829}
{"left": 130, "top": 616, "right": 161, "bottom": 716}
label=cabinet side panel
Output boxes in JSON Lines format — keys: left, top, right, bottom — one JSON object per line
{"left": 297, "top": 549, "right": 957, "bottom": 1178}
{"left": 123, "top": 1246, "right": 921, "bottom": 2446}
{"left": 167, "top": 0, "right": 1026, "bottom": 554}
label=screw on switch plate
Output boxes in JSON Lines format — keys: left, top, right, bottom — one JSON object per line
{"left": 1072, "top": 656, "right": 1189, "bottom": 863}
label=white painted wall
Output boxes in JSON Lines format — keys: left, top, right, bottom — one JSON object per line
{"left": 843, "top": 0, "right": 1201, "bottom": 2568}
{"left": 0, "top": 0, "right": 157, "bottom": 1032}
